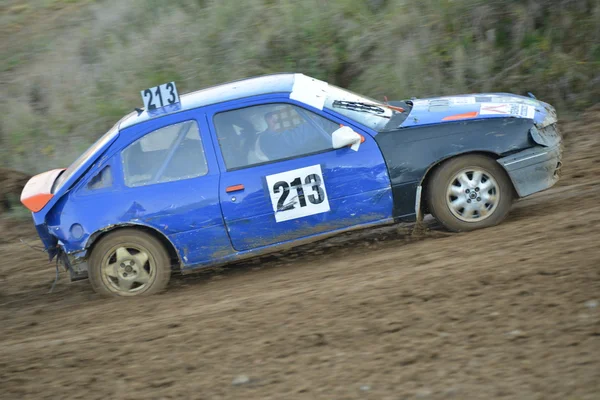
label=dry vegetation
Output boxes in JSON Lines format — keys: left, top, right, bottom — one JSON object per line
{"left": 1, "top": 0, "right": 598, "bottom": 175}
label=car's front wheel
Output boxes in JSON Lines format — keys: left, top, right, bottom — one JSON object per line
{"left": 88, "top": 229, "right": 171, "bottom": 297}
{"left": 426, "top": 154, "right": 514, "bottom": 232}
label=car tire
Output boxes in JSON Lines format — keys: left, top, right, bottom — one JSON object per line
{"left": 426, "top": 154, "right": 514, "bottom": 232}
{"left": 88, "top": 229, "right": 171, "bottom": 297}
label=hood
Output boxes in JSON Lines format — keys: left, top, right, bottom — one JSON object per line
{"left": 399, "top": 93, "right": 557, "bottom": 128}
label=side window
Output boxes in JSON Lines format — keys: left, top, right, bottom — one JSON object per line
{"left": 214, "top": 103, "right": 339, "bottom": 170}
{"left": 87, "top": 165, "right": 113, "bottom": 190}
{"left": 122, "top": 120, "right": 208, "bottom": 187}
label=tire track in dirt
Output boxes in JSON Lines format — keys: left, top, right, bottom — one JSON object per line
{"left": 0, "top": 110, "right": 599, "bottom": 399}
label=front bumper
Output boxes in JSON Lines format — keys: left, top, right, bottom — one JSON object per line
{"left": 497, "top": 143, "right": 562, "bottom": 198}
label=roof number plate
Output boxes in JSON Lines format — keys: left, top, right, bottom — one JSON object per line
{"left": 141, "top": 82, "right": 180, "bottom": 111}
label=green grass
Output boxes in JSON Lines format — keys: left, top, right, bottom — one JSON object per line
{"left": 1, "top": 0, "right": 598, "bottom": 174}
{"left": 1, "top": 194, "right": 31, "bottom": 221}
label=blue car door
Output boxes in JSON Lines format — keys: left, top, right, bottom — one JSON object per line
{"left": 207, "top": 97, "right": 394, "bottom": 252}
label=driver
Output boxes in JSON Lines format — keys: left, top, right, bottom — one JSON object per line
{"left": 258, "top": 110, "right": 331, "bottom": 160}
{"left": 214, "top": 116, "right": 251, "bottom": 169}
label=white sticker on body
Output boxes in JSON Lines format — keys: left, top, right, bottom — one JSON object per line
{"left": 265, "top": 164, "right": 330, "bottom": 223}
{"left": 289, "top": 74, "right": 328, "bottom": 110}
{"left": 479, "top": 103, "right": 536, "bottom": 119}
{"left": 441, "top": 96, "right": 477, "bottom": 105}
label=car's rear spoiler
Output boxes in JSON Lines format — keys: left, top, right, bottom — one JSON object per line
{"left": 20, "top": 168, "right": 65, "bottom": 212}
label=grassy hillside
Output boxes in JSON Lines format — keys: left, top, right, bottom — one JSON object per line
{"left": 1, "top": 0, "right": 598, "bottom": 173}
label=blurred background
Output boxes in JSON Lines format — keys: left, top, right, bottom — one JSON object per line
{"left": 1, "top": 0, "right": 598, "bottom": 176}
{"left": 1, "top": 2, "right": 600, "bottom": 398}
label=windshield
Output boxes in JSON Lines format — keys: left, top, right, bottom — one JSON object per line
{"left": 325, "top": 85, "right": 394, "bottom": 131}
{"left": 53, "top": 123, "right": 120, "bottom": 193}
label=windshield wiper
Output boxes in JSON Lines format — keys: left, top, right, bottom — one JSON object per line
{"left": 331, "top": 101, "right": 390, "bottom": 118}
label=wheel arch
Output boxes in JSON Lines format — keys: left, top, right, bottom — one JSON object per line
{"left": 419, "top": 150, "right": 515, "bottom": 213}
{"left": 85, "top": 223, "right": 182, "bottom": 270}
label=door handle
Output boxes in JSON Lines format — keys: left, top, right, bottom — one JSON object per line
{"left": 226, "top": 184, "right": 245, "bottom": 193}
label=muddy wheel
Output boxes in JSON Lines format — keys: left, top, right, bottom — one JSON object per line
{"left": 88, "top": 229, "right": 171, "bottom": 297}
{"left": 426, "top": 154, "right": 514, "bottom": 232}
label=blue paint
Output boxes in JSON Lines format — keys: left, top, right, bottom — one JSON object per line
{"left": 23, "top": 74, "right": 558, "bottom": 273}
{"left": 46, "top": 109, "right": 235, "bottom": 266}
{"left": 31, "top": 122, "right": 122, "bottom": 256}
{"left": 179, "top": 217, "right": 394, "bottom": 271}
{"left": 204, "top": 96, "right": 393, "bottom": 252}
{"left": 33, "top": 84, "right": 395, "bottom": 270}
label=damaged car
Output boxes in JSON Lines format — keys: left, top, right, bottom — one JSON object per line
{"left": 21, "top": 73, "right": 562, "bottom": 297}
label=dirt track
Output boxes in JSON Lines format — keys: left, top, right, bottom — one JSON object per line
{"left": 1, "top": 109, "right": 599, "bottom": 399}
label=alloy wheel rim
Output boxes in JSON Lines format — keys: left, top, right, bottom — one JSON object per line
{"left": 101, "top": 246, "right": 154, "bottom": 293}
{"left": 446, "top": 168, "right": 500, "bottom": 222}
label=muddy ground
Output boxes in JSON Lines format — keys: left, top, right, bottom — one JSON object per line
{"left": 1, "top": 109, "right": 599, "bottom": 400}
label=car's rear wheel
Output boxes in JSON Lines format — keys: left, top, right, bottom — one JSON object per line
{"left": 426, "top": 154, "right": 514, "bottom": 232}
{"left": 88, "top": 229, "right": 171, "bottom": 297}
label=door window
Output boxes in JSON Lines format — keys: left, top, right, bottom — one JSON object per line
{"left": 122, "top": 120, "right": 208, "bottom": 187}
{"left": 213, "top": 103, "right": 339, "bottom": 170}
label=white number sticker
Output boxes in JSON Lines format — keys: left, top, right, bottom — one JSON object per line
{"left": 479, "top": 103, "right": 535, "bottom": 119}
{"left": 265, "top": 165, "right": 330, "bottom": 222}
{"left": 141, "top": 82, "right": 180, "bottom": 111}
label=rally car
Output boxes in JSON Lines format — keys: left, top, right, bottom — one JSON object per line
{"left": 21, "top": 73, "right": 562, "bottom": 297}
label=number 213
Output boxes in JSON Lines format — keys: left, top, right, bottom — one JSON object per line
{"left": 273, "top": 174, "right": 324, "bottom": 211}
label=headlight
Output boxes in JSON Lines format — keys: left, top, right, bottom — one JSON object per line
{"left": 539, "top": 102, "right": 558, "bottom": 128}
{"left": 530, "top": 124, "right": 561, "bottom": 147}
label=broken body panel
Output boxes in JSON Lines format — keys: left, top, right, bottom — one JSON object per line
{"left": 21, "top": 74, "right": 562, "bottom": 280}
{"left": 375, "top": 117, "right": 560, "bottom": 218}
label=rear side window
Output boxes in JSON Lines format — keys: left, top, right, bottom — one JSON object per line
{"left": 122, "top": 120, "right": 207, "bottom": 187}
{"left": 87, "top": 166, "right": 113, "bottom": 190}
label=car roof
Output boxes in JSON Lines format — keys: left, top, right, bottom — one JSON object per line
{"left": 119, "top": 73, "right": 296, "bottom": 130}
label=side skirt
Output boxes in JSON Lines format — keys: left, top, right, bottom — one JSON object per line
{"left": 179, "top": 217, "right": 396, "bottom": 274}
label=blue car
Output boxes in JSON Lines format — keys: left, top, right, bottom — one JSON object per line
{"left": 20, "top": 73, "right": 562, "bottom": 297}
